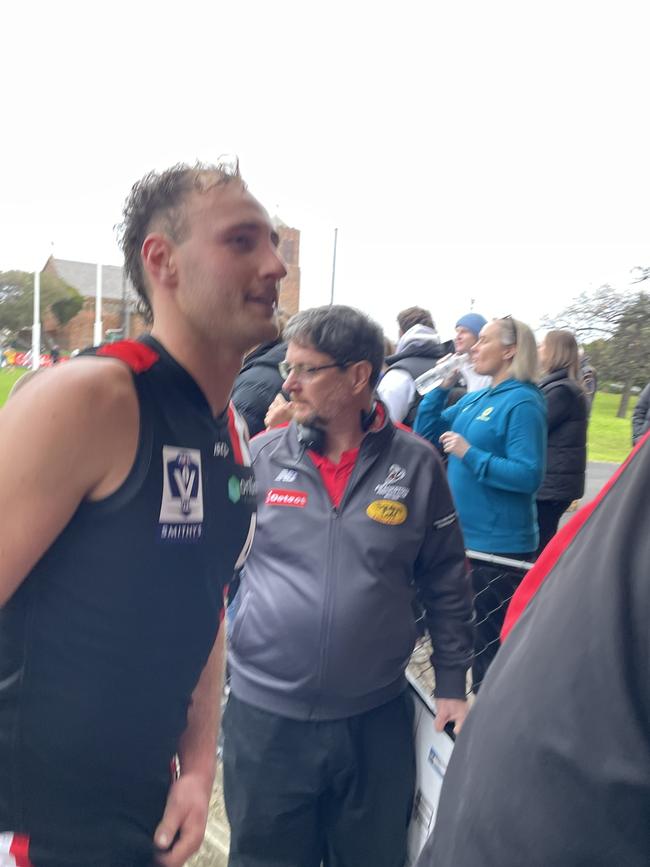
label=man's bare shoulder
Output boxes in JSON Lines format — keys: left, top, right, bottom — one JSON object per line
{"left": 6, "top": 356, "right": 137, "bottom": 423}
{"left": 0, "top": 357, "right": 141, "bottom": 500}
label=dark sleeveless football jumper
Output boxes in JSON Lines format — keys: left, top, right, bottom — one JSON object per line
{"left": 0, "top": 337, "right": 256, "bottom": 867}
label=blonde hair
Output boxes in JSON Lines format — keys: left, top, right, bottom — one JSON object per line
{"left": 542, "top": 329, "right": 580, "bottom": 380}
{"left": 497, "top": 317, "right": 539, "bottom": 383}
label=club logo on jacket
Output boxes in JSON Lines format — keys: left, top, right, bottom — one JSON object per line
{"left": 367, "top": 499, "right": 408, "bottom": 525}
{"left": 159, "top": 446, "right": 204, "bottom": 542}
{"left": 374, "top": 464, "right": 410, "bottom": 500}
{"left": 476, "top": 406, "right": 494, "bottom": 422}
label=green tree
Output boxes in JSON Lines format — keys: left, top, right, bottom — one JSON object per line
{"left": 545, "top": 279, "right": 650, "bottom": 417}
{"left": 0, "top": 270, "right": 83, "bottom": 339}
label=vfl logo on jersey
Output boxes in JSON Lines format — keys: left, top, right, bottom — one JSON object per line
{"left": 476, "top": 406, "right": 494, "bottom": 421}
{"left": 159, "top": 446, "right": 204, "bottom": 542}
{"left": 265, "top": 488, "right": 308, "bottom": 508}
{"left": 367, "top": 499, "right": 408, "bottom": 525}
{"left": 374, "top": 464, "right": 410, "bottom": 500}
{"left": 275, "top": 468, "right": 298, "bottom": 483}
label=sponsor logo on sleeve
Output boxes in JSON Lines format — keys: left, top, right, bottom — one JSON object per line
{"left": 159, "top": 446, "right": 204, "bottom": 542}
{"left": 374, "top": 463, "right": 410, "bottom": 499}
{"left": 265, "top": 488, "right": 308, "bottom": 508}
{"left": 367, "top": 499, "right": 408, "bottom": 525}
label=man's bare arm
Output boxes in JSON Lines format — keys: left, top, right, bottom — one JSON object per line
{"left": 0, "top": 359, "right": 139, "bottom": 606}
{"left": 154, "top": 624, "right": 226, "bottom": 866}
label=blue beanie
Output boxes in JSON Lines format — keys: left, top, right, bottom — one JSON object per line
{"left": 455, "top": 313, "right": 487, "bottom": 337}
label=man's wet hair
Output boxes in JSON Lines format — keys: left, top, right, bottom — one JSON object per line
{"left": 397, "top": 306, "right": 434, "bottom": 334}
{"left": 284, "top": 305, "right": 385, "bottom": 388}
{"left": 118, "top": 159, "right": 243, "bottom": 323}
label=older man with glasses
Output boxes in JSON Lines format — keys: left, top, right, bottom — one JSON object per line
{"left": 222, "top": 304, "right": 474, "bottom": 867}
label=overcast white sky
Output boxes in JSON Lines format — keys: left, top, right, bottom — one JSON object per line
{"left": 2, "top": 0, "right": 648, "bottom": 341}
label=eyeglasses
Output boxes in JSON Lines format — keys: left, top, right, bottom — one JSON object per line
{"left": 278, "top": 360, "right": 349, "bottom": 381}
{"left": 501, "top": 314, "right": 518, "bottom": 345}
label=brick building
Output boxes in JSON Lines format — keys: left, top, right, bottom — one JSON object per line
{"left": 273, "top": 219, "right": 301, "bottom": 316}
{"left": 44, "top": 222, "right": 300, "bottom": 350}
{"left": 43, "top": 257, "right": 146, "bottom": 351}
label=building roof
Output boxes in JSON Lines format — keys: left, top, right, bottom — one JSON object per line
{"left": 48, "top": 257, "right": 137, "bottom": 303}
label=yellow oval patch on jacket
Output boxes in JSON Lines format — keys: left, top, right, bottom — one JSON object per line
{"left": 366, "top": 500, "right": 408, "bottom": 525}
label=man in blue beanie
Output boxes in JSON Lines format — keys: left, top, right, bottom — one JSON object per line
{"left": 453, "top": 312, "right": 491, "bottom": 392}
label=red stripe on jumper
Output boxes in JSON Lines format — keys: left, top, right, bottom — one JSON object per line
{"left": 501, "top": 431, "right": 650, "bottom": 641}
{"left": 227, "top": 405, "right": 245, "bottom": 466}
{"left": 9, "top": 833, "right": 33, "bottom": 867}
{"left": 96, "top": 340, "right": 159, "bottom": 373}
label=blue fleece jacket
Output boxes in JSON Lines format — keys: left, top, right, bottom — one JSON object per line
{"left": 414, "top": 379, "right": 547, "bottom": 554}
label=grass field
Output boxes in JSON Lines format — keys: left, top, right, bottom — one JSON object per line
{"left": 588, "top": 391, "right": 636, "bottom": 463}
{"left": 0, "top": 368, "right": 26, "bottom": 405}
{"left": 0, "top": 369, "right": 637, "bottom": 464}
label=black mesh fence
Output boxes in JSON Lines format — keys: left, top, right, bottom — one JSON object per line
{"left": 410, "top": 550, "right": 532, "bottom": 698}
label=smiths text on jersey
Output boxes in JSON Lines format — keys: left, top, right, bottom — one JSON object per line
{"left": 159, "top": 446, "right": 204, "bottom": 542}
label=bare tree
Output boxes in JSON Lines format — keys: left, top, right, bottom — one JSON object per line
{"left": 544, "top": 280, "right": 650, "bottom": 418}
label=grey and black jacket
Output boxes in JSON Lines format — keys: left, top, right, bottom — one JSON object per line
{"left": 632, "top": 382, "right": 650, "bottom": 445}
{"left": 228, "top": 411, "right": 474, "bottom": 720}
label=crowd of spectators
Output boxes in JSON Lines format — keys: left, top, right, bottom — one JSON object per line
{"left": 1, "top": 157, "right": 645, "bottom": 867}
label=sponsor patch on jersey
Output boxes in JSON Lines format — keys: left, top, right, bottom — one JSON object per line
{"left": 275, "top": 468, "right": 298, "bottom": 483}
{"left": 159, "top": 446, "right": 204, "bottom": 542}
{"left": 214, "top": 441, "right": 230, "bottom": 458}
{"left": 367, "top": 499, "right": 408, "bottom": 525}
{"left": 228, "top": 474, "right": 257, "bottom": 504}
{"left": 476, "top": 406, "right": 494, "bottom": 421}
{"left": 265, "top": 488, "right": 308, "bottom": 508}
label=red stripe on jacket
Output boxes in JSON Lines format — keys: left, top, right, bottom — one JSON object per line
{"left": 501, "top": 431, "right": 650, "bottom": 641}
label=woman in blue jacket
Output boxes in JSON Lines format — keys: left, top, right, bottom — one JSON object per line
{"left": 414, "top": 316, "right": 546, "bottom": 688}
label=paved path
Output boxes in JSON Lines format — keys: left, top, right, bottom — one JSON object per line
{"left": 584, "top": 460, "right": 619, "bottom": 502}
{"left": 560, "top": 461, "right": 619, "bottom": 527}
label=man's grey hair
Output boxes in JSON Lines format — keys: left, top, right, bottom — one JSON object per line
{"left": 284, "top": 305, "right": 385, "bottom": 388}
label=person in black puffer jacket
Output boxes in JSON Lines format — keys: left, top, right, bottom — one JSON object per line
{"left": 536, "top": 330, "right": 588, "bottom": 555}
{"left": 231, "top": 309, "right": 290, "bottom": 437}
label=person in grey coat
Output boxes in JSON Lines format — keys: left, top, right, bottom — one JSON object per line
{"left": 632, "top": 381, "right": 650, "bottom": 444}
{"left": 224, "top": 305, "right": 473, "bottom": 867}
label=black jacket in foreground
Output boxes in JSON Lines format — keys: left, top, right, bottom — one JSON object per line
{"left": 417, "top": 433, "right": 650, "bottom": 867}
{"left": 536, "top": 368, "right": 587, "bottom": 501}
{"left": 231, "top": 340, "right": 287, "bottom": 437}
